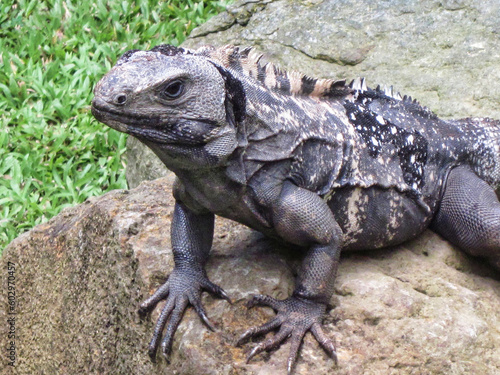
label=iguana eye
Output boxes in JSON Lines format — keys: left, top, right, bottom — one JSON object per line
{"left": 161, "top": 80, "right": 184, "bottom": 99}
{"left": 114, "top": 94, "right": 127, "bottom": 105}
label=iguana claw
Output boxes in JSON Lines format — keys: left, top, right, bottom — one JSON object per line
{"left": 139, "top": 266, "right": 231, "bottom": 361}
{"left": 237, "top": 294, "right": 337, "bottom": 374}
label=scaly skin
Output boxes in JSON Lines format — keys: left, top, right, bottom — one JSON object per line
{"left": 91, "top": 44, "right": 500, "bottom": 373}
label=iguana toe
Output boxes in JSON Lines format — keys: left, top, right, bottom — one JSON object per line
{"left": 238, "top": 294, "right": 337, "bottom": 373}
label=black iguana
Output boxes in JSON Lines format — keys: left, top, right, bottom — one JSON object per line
{"left": 91, "top": 44, "right": 500, "bottom": 373}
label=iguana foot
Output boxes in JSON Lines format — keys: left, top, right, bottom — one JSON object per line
{"left": 139, "top": 266, "right": 231, "bottom": 361}
{"left": 236, "top": 294, "right": 337, "bottom": 374}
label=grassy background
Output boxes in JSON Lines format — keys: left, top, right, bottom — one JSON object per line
{"left": 0, "top": 0, "right": 230, "bottom": 252}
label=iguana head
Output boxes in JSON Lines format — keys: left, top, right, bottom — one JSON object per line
{"left": 91, "top": 45, "right": 243, "bottom": 170}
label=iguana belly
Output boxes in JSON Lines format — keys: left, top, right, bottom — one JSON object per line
{"left": 327, "top": 186, "right": 432, "bottom": 250}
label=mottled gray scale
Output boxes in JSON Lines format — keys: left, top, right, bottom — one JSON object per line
{"left": 344, "top": 96, "right": 428, "bottom": 191}
{"left": 328, "top": 186, "right": 430, "bottom": 249}
{"left": 366, "top": 90, "right": 500, "bottom": 192}
{"left": 289, "top": 140, "right": 343, "bottom": 195}
{"left": 447, "top": 117, "right": 500, "bottom": 187}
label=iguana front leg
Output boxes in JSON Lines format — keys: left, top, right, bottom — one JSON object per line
{"left": 238, "top": 181, "right": 342, "bottom": 373}
{"left": 139, "top": 201, "right": 230, "bottom": 360}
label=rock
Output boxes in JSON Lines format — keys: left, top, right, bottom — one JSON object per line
{"left": 126, "top": 0, "right": 500, "bottom": 185}
{"left": 2, "top": 175, "right": 500, "bottom": 374}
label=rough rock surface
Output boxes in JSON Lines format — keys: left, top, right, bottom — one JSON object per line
{"left": 126, "top": 0, "right": 500, "bottom": 186}
{"left": 2, "top": 175, "right": 500, "bottom": 374}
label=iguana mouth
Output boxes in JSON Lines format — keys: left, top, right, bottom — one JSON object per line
{"left": 91, "top": 99, "right": 185, "bottom": 144}
{"left": 91, "top": 98, "right": 164, "bottom": 130}
{"left": 91, "top": 98, "right": 221, "bottom": 145}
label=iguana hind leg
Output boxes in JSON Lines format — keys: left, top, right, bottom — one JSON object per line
{"left": 431, "top": 166, "right": 500, "bottom": 270}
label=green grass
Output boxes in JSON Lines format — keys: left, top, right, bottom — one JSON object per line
{"left": 0, "top": 0, "right": 230, "bottom": 252}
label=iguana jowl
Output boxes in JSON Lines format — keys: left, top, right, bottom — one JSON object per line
{"left": 91, "top": 44, "right": 500, "bottom": 373}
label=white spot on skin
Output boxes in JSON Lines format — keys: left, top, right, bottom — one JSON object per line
{"left": 376, "top": 115, "right": 386, "bottom": 124}
{"left": 344, "top": 188, "right": 366, "bottom": 245}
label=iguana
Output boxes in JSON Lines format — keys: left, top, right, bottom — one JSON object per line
{"left": 91, "top": 44, "right": 500, "bottom": 373}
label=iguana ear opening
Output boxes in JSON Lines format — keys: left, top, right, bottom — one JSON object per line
{"left": 210, "top": 63, "right": 246, "bottom": 127}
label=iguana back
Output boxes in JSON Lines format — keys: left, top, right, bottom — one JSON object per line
{"left": 193, "top": 45, "right": 500, "bottom": 213}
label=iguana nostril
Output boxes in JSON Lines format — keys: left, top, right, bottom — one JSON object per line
{"left": 115, "top": 94, "right": 127, "bottom": 105}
